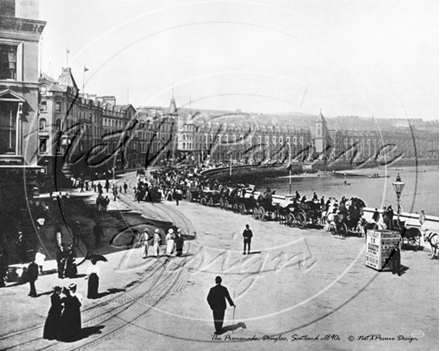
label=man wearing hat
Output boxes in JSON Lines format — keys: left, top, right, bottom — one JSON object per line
{"left": 141, "top": 229, "right": 150, "bottom": 259}
{"left": 207, "top": 276, "right": 235, "bottom": 335}
{"left": 175, "top": 229, "right": 184, "bottom": 257}
{"left": 27, "top": 256, "right": 39, "bottom": 297}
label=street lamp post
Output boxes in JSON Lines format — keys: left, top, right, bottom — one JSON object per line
{"left": 392, "top": 173, "right": 405, "bottom": 229}
{"left": 61, "top": 134, "right": 73, "bottom": 182}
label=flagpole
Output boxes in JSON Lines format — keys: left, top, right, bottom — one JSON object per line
{"left": 83, "top": 65, "right": 85, "bottom": 93}
{"left": 66, "top": 47, "right": 69, "bottom": 67}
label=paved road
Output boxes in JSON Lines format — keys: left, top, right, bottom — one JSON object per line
{"left": 1, "top": 171, "right": 438, "bottom": 351}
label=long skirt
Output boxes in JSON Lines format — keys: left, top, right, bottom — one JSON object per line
{"left": 87, "top": 273, "right": 99, "bottom": 299}
{"left": 166, "top": 240, "right": 175, "bottom": 255}
{"left": 43, "top": 309, "right": 61, "bottom": 340}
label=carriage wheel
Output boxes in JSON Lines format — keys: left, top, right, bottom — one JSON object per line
{"left": 339, "top": 223, "right": 348, "bottom": 237}
{"left": 296, "top": 212, "right": 306, "bottom": 229}
{"left": 253, "top": 207, "right": 260, "bottom": 220}
{"left": 259, "top": 206, "right": 266, "bottom": 221}
{"left": 187, "top": 192, "right": 193, "bottom": 202}
{"left": 239, "top": 203, "right": 246, "bottom": 215}
{"left": 410, "top": 235, "right": 420, "bottom": 248}
{"left": 287, "top": 213, "right": 296, "bottom": 227}
{"left": 200, "top": 197, "right": 207, "bottom": 206}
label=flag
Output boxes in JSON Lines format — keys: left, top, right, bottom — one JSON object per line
{"left": 84, "top": 66, "right": 89, "bottom": 72}
{"left": 66, "top": 47, "right": 70, "bottom": 54}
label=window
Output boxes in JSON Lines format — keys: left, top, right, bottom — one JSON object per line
{"left": 39, "top": 137, "right": 47, "bottom": 153}
{"left": 287, "top": 137, "right": 290, "bottom": 144}
{"left": 293, "top": 137, "right": 297, "bottom": 144}
{"left": 0, "top": 101, "right": 17, "bottom": 154}
{"left": 55, "top": 119, "right": 61, "bottom": 130}
{"left": 299, "top": 137, "right": 303, "bottom": 144}
{"left": 183, "top": 143, "right": 185, "bottom": 149}
{"left": 40, "top": 100, "right": 47, "bottom": 112}
{"left": 39, "top": 118, "right": 46, "bottom": 130}
{"left": 0, "top": 44, "right": 18, "bottom": 80}
{"left": 56, "top": 102, "right": 61, "bottom": 113}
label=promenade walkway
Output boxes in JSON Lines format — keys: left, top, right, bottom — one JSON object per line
{"left": 0, "top": 171, "right": 438, "bottom": 351}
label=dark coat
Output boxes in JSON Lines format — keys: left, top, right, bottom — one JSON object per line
{"left": 58, "top": 293, "right": 82, "bottom": 341}
{"left": 243, "top": 229, "right": 253, "bottom": 242}
{"left": 207, "top": 284, "right": 234, "bottom": 311}
{"left": 175, "top": 235, "right": 184, "bottom": 251}
{"left": 27, "top": 262, "right": 39, "bottom": 282}
{"left": 43, "top": 293, "right": 62, "bottom": 340}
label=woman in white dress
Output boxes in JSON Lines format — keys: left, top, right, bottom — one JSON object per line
{"left": 165, "top": 229, "right": 175, "bottom": 256}
{"left": 153, "top": 229, "right": 161, "bottom": 258}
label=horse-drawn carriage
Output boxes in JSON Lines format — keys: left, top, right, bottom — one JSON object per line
{"left": 199, "top": 189, "right": 222, "bottom": 207}
{"left": 328, "top": 198, "right": 367, "bottom": 236}
{"left": 236, "top": 195, "right": 257, "bottom": 215}
{"left": 401, "top": 226, "right": 422, "bottom": 247}
{"left": 279, "top": 200, "right": 323, "bottom": 229}
{"left": 219, "top": 188, "right": 240, "bottom": 211}
{"left": 253, "top": 193, "right": 279, "bottom": 221}
{"left": 186, "top": 187, "right": 203, "bottom": 202}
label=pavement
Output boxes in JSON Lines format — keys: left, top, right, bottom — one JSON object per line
{"left": 0, "top": 171, "right": 438, "bottom": 351}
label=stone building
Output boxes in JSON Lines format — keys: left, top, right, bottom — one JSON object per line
{"left": 0, "top": 0, "right": 45, "bottom": 169}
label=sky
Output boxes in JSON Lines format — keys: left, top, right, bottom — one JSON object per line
{"left": 39, "top": 0, "right": 439, "bottom": 120}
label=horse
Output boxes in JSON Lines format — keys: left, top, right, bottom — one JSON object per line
{"left": 423, "top": 229, "right": 439, "bottom": 259}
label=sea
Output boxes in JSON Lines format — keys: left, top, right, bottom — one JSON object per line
{"left": 255, "top": 164, "right": 439, "bottom": 216}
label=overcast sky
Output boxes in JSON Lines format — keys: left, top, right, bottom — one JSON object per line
{"left": 39, "top": 0, "right": 438, "bottom": 120}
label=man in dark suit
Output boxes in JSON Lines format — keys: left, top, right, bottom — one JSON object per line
{"left": 388, "top": 243, "right": 401, "bottom": 276}
{"left": 242, "top": 224, "right": 253, "bottom": 255}
{"left": 207, "top": 276, "right": 235, "bottom": 335}
{"left": 28, "top": 258, "right": 39, "bottom": 297}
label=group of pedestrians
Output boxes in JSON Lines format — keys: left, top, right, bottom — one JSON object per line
{"left": 43, "top": 283, "right": 82, "bottom": 342}
{"left": 140, "top": 228, "right": 185, "bottom": 258}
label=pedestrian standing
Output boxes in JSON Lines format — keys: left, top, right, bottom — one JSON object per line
{"left": 54, "top": 226, "right": 65, "bottom": 278}
{"left": 113, "top": 186, "right": 118, "bottom": 201}
{"left": 242, "top": 224, "right": 253, "bottom": 255}
{"left": 58, "top": 284, "right": 82, "bottom": 342}
{"left": 105, "top": 179, "right": 110, "bottom": 193}
{"left": 27, "top": 258, "right": 39, "bottom": 297}
{"left": 43, "top": 286, "right": 63, "bottom": 340}
{"left": 387, "top": 205, "right": 394, "bottom": 229}
{"left": 372, "top": 208, "right": 380, "bottom": 223}
{"left": 166, "top": 229, "right": 176, "bottom": 256}
{"left": 35, "top": 248, "right": 46, "bottom": 274}
{"left": 93, "top": 221, "right": 103, "bottom": 250}
{"left": 86, "top": 259, "right": 100, "bottom": 299}
{"left": 419, "top": 210, "right": 426, "bottom": 230}
{"left": 388, "top": 242, "right": 401, "bottom": 276}
{"left": 207, "top": 276, "right": 236, "bottom": 335}
{"left": 0, "top": 242, "right": 8, "bottom": 287}
{"left": 133, "top": 187, "right": 137, "bottom": 201}
{"left": 175, "top": 229, "right": 184, "bottom": 257}
{"left": 64, "top": 244, "right": 77, "bottom": 278}
{"left": 124, "top": 182, "right": 128, "bottom": 194}
{"left": 141, "top": 229, "right": 150, "bottom": 259}
{"left": 153, "top": 229, "right": 161, "bottom": 258}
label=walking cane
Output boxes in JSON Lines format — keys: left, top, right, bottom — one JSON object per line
{"left": 232, "top": 306, "right": 236, "bottom": 334}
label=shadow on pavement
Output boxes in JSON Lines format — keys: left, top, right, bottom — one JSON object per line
{"left": 221, "top": 322, "right": 247, "bottom": 333}
{"left": 80, "top": 325, "right": 105, "bottom": 339}
{"left": 92, "top": 288, "right": 126, "bottom": 299}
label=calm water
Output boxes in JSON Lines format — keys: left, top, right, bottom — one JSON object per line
{"left": 256, "top": 165, "right": 439, "bottom": 216}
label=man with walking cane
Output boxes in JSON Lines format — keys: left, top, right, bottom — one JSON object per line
{"left": 207, "top": 276, "right": 236, "bottom": 335}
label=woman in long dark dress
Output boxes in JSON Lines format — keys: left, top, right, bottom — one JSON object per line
{"left": 43, "top": 286, "right": 63, "bottom": 340}
{"left": 58, "top": 284, "right": 82, "bottom": 342}
{"left": 64, "top": 245, "right": 77, "bottom": 278}
{"left": 86, "top": 259, "right": 100, "bottom": 299}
